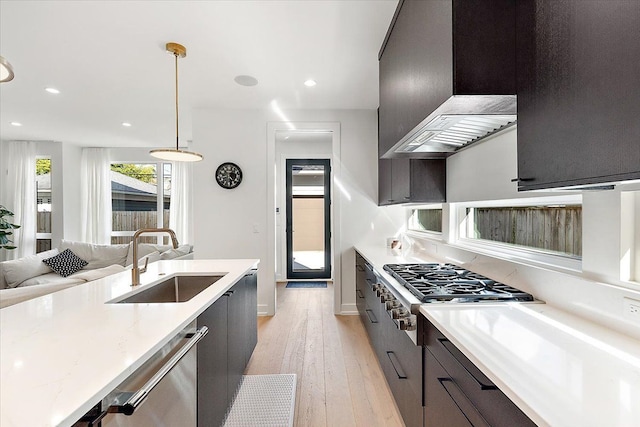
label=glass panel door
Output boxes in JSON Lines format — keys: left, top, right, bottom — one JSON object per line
{"left": 286, "top": 159, "right": 331, "bottom": 279}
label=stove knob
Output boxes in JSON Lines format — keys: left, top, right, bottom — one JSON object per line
{"left": 385, "top": 300, "right": 400, "bottom": 310}
{"left": 398, "top": 317, "right": 416, "bottom": 331}
{"left": 380, "top": 292, "right": 394, "bottom": 303}
{"left": 391, "top": 307, "right": 409, "bottom": 319}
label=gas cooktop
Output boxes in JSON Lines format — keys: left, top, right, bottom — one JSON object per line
{"left": 383, "top": 263, "right": 534, "bottom": 303}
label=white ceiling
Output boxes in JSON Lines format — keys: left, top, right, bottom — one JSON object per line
{"left": 0, "top": 0, "right": 397, "bottom": 148}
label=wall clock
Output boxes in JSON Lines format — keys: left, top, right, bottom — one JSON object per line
{"left": 215, "top": 162, "right": 243, "bottom": 189}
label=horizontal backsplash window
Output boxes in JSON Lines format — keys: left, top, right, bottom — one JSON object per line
{"left": 463, "top": 205, "right": 582, "bottom": 257}
{"left": 409, "top": 208, "right": 443, "bottom": 233}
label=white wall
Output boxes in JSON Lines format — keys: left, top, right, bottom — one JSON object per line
{"left": 192, "top": 108, "right": 405, "bottom": 315}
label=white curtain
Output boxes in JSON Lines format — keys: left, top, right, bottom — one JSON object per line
{"left": 169, "top": 161, "right": 193, "bottom": 244}
{"left": 0, "top": 141, "right": 37, "bottom": 260}
{"left": 80, "top": 148, "right": 112, "bottom": 244}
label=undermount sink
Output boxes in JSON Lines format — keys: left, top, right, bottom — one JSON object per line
{"left": 112, "top": 275, "right": 225, "bottom": 304}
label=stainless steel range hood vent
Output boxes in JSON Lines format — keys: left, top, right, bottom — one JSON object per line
{"left": 384, "top": 95, "right": 517, "bottom": 157}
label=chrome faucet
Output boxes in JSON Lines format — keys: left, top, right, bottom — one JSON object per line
{"left": 131, "top": 228, "right": 179, "bottom": 286}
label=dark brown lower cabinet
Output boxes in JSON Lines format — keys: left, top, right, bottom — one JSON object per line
{"left": 423, "top": 319, "right": 535, "bottom": 427}
{"left": 355, "top": 252, "right": 423, "bottom": 427}
{"left": 197, "top": 271, "right": 258, "bottom": 426}
{"left": 379, "top": 313, "right": 423, "bottom": 427}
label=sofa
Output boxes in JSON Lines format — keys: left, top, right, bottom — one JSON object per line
{"left": 0, "top": 240, "right": 193, "bottom": 309}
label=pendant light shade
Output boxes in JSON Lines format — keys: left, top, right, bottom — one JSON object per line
{"left": 0, "top": 55, "right": 15, "bottom": 83}
{"left": 150, "top": 42, "right": 203, "bottom": 162}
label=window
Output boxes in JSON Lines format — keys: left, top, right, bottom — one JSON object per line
{"left": 408, "top": 208, "right": 443, "bottom": 233}
{"left": 459, "top": 201, "right": 582, "bottom": 258}
{"left": 110, "top": 163, "right": 172, "bottom": 245}
{"left": 36, "top": 157, "right": 52, "bottom": 253}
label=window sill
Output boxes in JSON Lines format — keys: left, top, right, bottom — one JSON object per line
{"left": 451, "top": 238, "right": 583, "bottom": 274}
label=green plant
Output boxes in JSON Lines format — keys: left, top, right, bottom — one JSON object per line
{"left": 0, "top": 205, "right": 20, "bottom": 250}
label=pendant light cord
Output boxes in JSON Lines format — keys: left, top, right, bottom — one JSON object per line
{"left": 174, "top": 51, "right": 180, "bottom": 150}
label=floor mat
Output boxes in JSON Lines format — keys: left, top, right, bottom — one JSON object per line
{"left": 223, "top": 374, "right": 296, "bottom": 427}
{"left": 285, "top": 281, "right": 328, "bottom": 288}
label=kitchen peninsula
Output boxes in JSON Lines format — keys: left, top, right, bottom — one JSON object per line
{"left": 0, "top": 259, "right": 258, "bottom": 427}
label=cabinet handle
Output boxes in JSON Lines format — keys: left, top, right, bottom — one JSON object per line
{"left": 510, "top": 177, "right": 535, "bottom": 182}
{"left": 356, "top": 265, "right": 365, "bottom": 272}
{"left": 437, "top": 338, "right": 497, "bottom": 390}
{"left": 356, "top": 289, "right": 365, "bottom": 299}
{"left": 438, "top": 378, "right": 491, "bottom": 427}
{"left": 365, "top": 309, "right": 378, "bottom": 324}
{"left": 387, "top": 351, "right": 407, "bottom": 379}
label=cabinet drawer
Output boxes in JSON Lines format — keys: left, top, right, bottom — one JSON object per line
{"left": 380, "top": 313, "right": 423, "bottom": 427}
{"left": 425, "top": 321, "right": 535, "bottom": 427}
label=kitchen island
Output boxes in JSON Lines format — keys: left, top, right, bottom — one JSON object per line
{"left": 0, "top": 259, "right": 258, "bottom": 427}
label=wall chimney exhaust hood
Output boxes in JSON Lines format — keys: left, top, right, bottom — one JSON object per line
{"left": 389, "top": 95, "right": 516, "bottom": 155}
{"left": 379, "top": 0, "right": 517, "bottom": 159}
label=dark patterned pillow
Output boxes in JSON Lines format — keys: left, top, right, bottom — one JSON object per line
{"left": 42, "top": 249, "right": 88, "bottom": 277}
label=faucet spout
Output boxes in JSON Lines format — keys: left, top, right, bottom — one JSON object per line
{"left": 131, "top": 228, "right": 179, "bottom": 286}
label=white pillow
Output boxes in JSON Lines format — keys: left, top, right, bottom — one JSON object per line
{"left": 160, "top": 244, "right": 192, "bottom": 260}
{"left": 59, "top": 240, "right": 130, "bottom": 269}
{"left": 1, "top": 248, "right": 59, "bottom": 288}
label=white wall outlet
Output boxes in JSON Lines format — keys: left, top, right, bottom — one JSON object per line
{"left": 623, "top": 297, "right": 640, "bottom": 322}
{"left": 252, "top": 223, "right": 259, "bottom": 234}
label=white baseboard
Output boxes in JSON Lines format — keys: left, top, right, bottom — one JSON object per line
{"left": 257, "top": 303, "right": 271, "bottom": 316}
{"left": 340, "top": 303, "right": 358, "bottom": 315}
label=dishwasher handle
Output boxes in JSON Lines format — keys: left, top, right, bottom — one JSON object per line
{"left": 110, "top": 326, "right": 209, "bottom": 416}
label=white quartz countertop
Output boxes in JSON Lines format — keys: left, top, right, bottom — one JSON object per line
{"left": 421, "top": 304, "right": 640, "bottom": 427}
{"left": 0, "top": 259, "right": 258, "bottom": 427}
{"left": 355, "top": 245, "right": 640, "bottom": 427}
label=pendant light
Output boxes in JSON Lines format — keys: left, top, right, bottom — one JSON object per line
{"left": 150, "top": 42, "right": 203, "bottom": 162}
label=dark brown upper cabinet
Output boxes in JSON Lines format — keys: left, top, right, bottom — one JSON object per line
{"left": 515, "top": 1, "right": 640, "bottom": 191}
{"left": 378, "top": 0, "right": 517, "bottom": 158}
{"left": 378, "top": 158, "right": 446, "bottom": 206}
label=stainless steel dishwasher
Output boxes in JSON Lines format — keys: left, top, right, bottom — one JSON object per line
{"left": 77, "top": 320, "right": 207, "bottom": 427}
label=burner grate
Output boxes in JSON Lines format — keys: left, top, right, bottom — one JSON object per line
{"left": 383, "top": 263, "right": 534, "bottom": 303}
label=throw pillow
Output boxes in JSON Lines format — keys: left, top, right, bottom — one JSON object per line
{"left": 60, "top": 240, "right": 129, "bottom": 269}
{"left": 1, "top": 248, "right": 60, "bottom": 288}
{"left": 42, "top": 249, "right": 88, "bottom": 277}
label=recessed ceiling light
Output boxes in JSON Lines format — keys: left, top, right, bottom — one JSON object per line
{"left": 234, "top": 75, "right": 258, "bottom": 87}
{"left": 45, "top": 87, "right": 60, "bottom": 94}
{"left": 304, "top": 79, "right": 317, "bottom": 87}
{"left": 122, "top": 122, "right": 132, "bottom": 127}
{"left": 10, "top": 122, "right": 22, "bottom": 126}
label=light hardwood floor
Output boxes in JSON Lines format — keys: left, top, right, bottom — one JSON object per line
{"left": 245, "top": 282, "right": 405, "bottom": 427}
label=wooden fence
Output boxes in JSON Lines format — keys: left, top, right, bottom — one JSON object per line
{"left": 473, "top": 206, "right": 582, "bottom": 256}
{"left": 111, "top": 210, "right": 171, "bottom": 244}
{"left": 36, "top": 211, "right": 171, "bottom": 245}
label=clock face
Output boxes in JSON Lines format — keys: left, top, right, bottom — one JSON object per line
{"left": 215, "top": 162, "right": 243, "bottom": 189}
